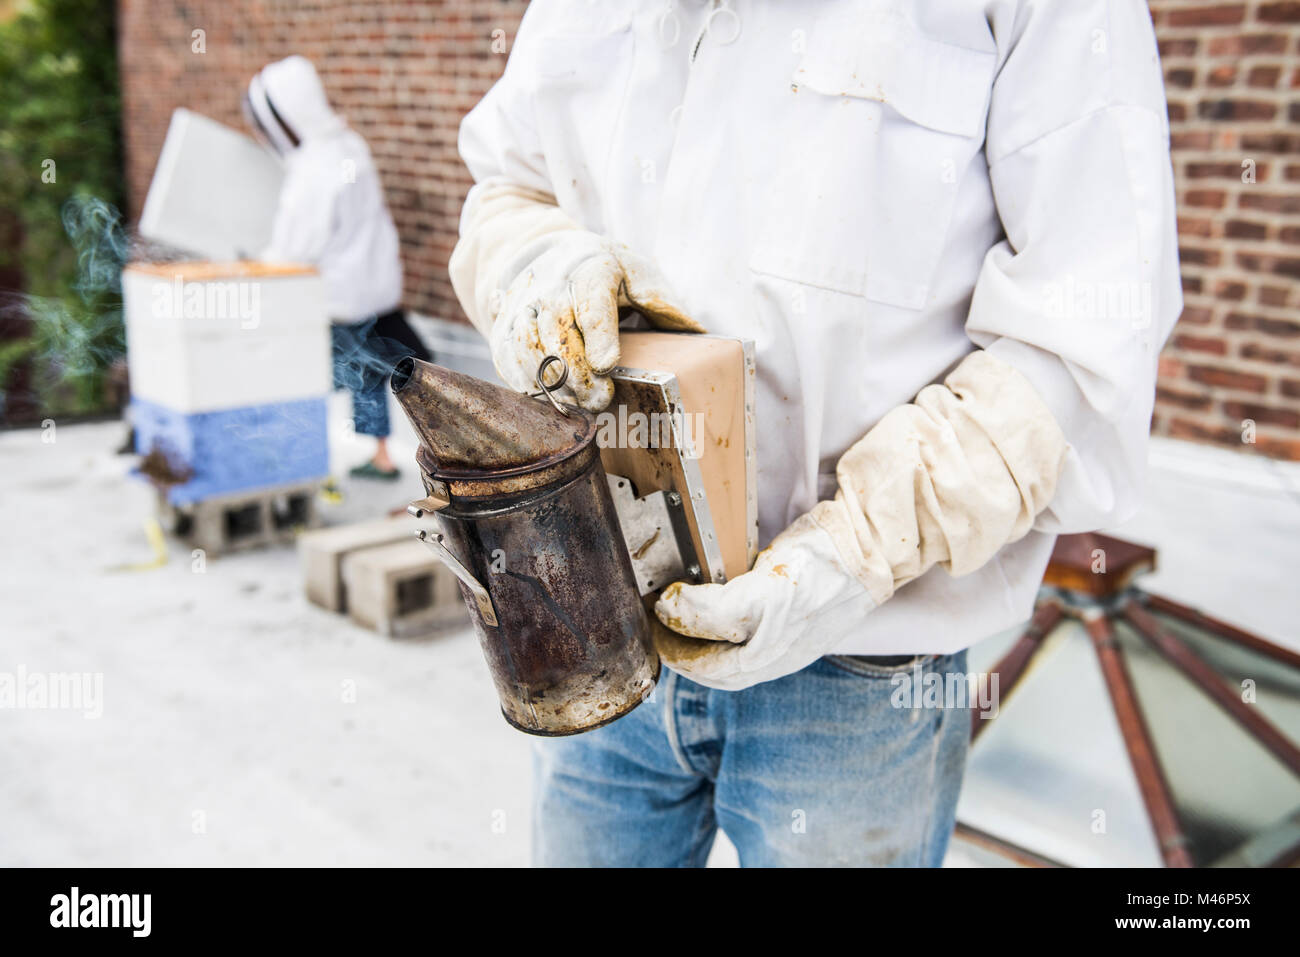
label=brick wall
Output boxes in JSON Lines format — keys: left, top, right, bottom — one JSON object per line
{"left": 1152, "top": 1, "right": 1300, "bottom": 459}
{"left": 118, "top": 0, "right": 1300, "bottom": 460}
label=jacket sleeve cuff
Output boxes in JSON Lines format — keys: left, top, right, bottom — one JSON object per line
{"left": 448, "top": 177, "right": 581, "bottom": 335}
{"left": 823, "top": 348, "right": 1068, "bottom": 602}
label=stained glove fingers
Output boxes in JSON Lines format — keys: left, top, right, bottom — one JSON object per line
{"left": 536, "top": 304, "right": 613, "bottom": 412}
{"left": 489, "top": 307, "right": 545, "bottom": 395}
{"left": 615, "top": 252, "right": 705, "bottom": 333}
{"left": 569, "top": 260, "right": 623, "bottom": 375}
{"left": 491, "top": 304, "right": 581, "bottom": 406}
{"left": 654, "top": 580, "right": 757, "bottom": 644}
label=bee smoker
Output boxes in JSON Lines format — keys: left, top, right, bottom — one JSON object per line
{"left": 390, "top": 356, "right": 658, "bottom": 735}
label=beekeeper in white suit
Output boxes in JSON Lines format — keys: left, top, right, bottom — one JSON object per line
{"left": 451, "top": 0, "right": 1181, "bottom": 866}
{"left": 246, "top": 55, "right": 428, "bottom": 480}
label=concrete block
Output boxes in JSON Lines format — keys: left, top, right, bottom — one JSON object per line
{"left": 298, "top": 516, "right": 433, "bottom": 613}
{"left": 342, "top": 539, "right": 466, "bottom": 639}
{"left": 160, "top": 478, "right": 322, "bottom": 557}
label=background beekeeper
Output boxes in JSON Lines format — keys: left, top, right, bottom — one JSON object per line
{"left": 450, "top": 0, "right": 1180, "bottom": 866}
{"left": 245, "top": 55, "right": 428, "bottom": 481}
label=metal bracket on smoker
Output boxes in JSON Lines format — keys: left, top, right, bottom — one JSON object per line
{"left": 606, "top": 366, "right": 737, "bottom": 585}
{"left": 606, "top": 473, "right": 702, "bottom": 596}
{"left": 413, "top": 527, "right": 499, "bottom": 626}
{"left": 407, "top": 474, "right": 451, "bottom": 517}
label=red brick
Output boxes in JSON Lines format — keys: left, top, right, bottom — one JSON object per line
{"left": 1259, "top": 2, "right": 1300, "bottom": 23}
{"left": 1252, "top": 435, "right": 1300, "bottom": 458}
{"left": 1165, "top": 417, "right": 1246, "bottom": 447}
{"left": 1213, "top": 279, "right": 1248, "bottom": 300}
{"left": 1241, "top": 342, "right": 1300, "bottom": 366}
{"left": 1160, "top": 37, "right": 1200, "bottom": 56}
{"left": 1156, "top": 386, "right": 1212, "bottom": 411}
{"left": 1172, "top": 130, "right": 1216, "bottom": 150}
{"left": 1160, "top": 37, "right": 1199, "bottom": 56}
{"left": 1239, "top": 191, "right": 1300, "bottom": 214}
{"left": 1187, "top": 365, "right": 1269, "bottom": 391}
{"left": 1186, "top": 161, "right": 1259, "bottom": 179}
{"left": 1167, "top": 5, "right": 1246, "bottom": 27}
{"left": 1224, "top": 219, "right": 1269, "bottom": 239}
{"left": 1207, "top": 34, "right": 1286, "bottom": 55}
{"left": 1240, "top": 132, "right": 1300, "bottom": 153}
{"left": 1225, "top": 312, "right": 1300, "bottom": 337}
{"left": 1179, "top": 245, "right": 1222, "bottom": 267}
{"left": 1247, "top": 65, "right": 1282, "bottom": 88}
{"left": 1174, "top": 333, "right": 1228, "bottom": 355}
{"left": 1184, "top": 189, "right": 1228, "bottom": 208}
{"left": 1222, "top": 400, "right": 1300, "bottom": 428}
{"left": 1259, "top": 286, "right": 1291, "bottom": 307}
{"left": 1253, "top": 436, "right": 1300, "bottom": 460}
{"left": 1234, "top": 252, "right": 1300, "bottom": 279}
{"left": 1198, "top": 99, "right": 1277, "bottom": 121}
{"left": 1207, "top": 65, "right": 1238, "bottom": 87}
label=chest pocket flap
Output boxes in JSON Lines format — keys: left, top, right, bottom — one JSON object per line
{"left": 794, "top": 13, "right": 997, "bottom": 138}
{"left": 751, "top": 10, "right": 996, "bottom": 309}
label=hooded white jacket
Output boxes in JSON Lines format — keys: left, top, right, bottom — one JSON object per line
{"left": 455, "top": 0, "right": 1182, "bottom": 654}
{"left": 252, "top": 56, "right": 403, "bottom": 321}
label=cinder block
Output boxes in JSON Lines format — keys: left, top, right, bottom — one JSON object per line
{"left": 298, "top": 517, "right": 434, "bottom": 613}
{"left": 160, "top": 479, "right": 322, "bottom": 557}
{"left": 342, "top": 539, "right": 466, "bottom": 639}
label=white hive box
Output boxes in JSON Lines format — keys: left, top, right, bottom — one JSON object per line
{"left": 123, "top": 261, "right": 331, "bottom": 413}
{"left": 139, "top": 108, "right": 284, "bottom": 260}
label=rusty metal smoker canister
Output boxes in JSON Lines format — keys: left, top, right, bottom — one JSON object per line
{"left": 390, "top": 356, "right": 659, "bottom": 735}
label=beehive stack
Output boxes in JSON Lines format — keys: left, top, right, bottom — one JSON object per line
{"left": 123, "top": 261, "right": 332, "bottom": 542}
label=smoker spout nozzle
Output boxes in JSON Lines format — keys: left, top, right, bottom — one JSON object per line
{"left": 389, "top": 357, "right": 590, "bottom": 475}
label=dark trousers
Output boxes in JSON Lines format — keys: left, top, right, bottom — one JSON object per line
{"left": 331, "top": 309, "right": 431, "bottom": 438}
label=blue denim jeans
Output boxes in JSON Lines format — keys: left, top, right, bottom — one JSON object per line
{"left": 533, "top": 650, "right": 970, "bottom": 867}
{"left": 331, "top": 309, "right": 428, "bottom": 438}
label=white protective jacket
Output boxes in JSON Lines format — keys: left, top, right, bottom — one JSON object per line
{"left": 455, "top": 0, "right": 1181, "bottom": 654}
{"left": 252, "top": 56, "right": 403, "bottom": 321}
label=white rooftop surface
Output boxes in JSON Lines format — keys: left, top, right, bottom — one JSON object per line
{"left": 2, "top": 377, "right": 1297, "bottom": 866}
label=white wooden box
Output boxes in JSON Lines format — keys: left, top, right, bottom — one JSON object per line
{"left": 139, "top": 108, "right": 284, "bottom": 260}
{"left": 123, "top": 262, "right": 331, "bottom": 413}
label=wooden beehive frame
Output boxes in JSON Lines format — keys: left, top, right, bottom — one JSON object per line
{"left": 599, "top": 332, "right": 757, "bottom": 585}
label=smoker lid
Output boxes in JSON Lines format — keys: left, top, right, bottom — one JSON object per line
{"left": 391, "top": 357, "right": 596, "bottom": 487}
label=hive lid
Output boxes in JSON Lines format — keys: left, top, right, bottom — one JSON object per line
{"left": 391, "top": 357, "right": 594, "bottom": 483}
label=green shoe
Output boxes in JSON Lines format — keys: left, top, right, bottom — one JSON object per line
{"left": 349, "top": 461, "right": 401, "bottom": 481}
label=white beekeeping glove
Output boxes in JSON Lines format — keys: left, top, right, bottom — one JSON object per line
{"left": 654, "top": 349, "right": 1069, "bottom": 690}
{"left": 450, "top": 178, "right": 702, "bottom": 411}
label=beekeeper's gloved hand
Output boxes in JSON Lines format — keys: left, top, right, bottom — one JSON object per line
{"left": 655, "top": 510, "right": 879, "bottom": 690}
{"left": 492, "top": 231, "right": 701, "bottom": 410}
{"left": 449, "top": 178, "right": 702, "bottom": 412}
{"left": 655, "top": 350, "right": 1069, "bottom": 691}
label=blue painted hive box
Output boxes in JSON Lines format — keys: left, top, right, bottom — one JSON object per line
{"left": 133, "top": 396, "right": 329, "bottom": 505}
